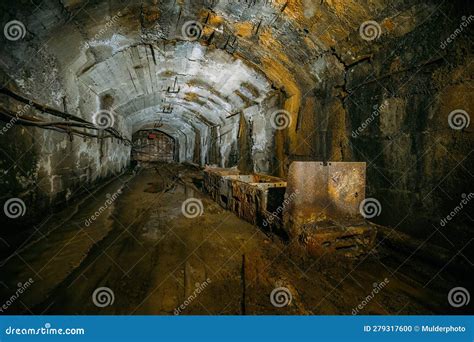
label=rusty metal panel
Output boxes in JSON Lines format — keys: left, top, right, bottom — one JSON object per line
{"left": 203, "top": 168, "right": 287, "bottom": 231}
{"left": 301, "top": 221, "right": 377, "bottom": 257}
{"left": 283, "top": 161, "right": 375, "bottom": 257}
{"left": 203, "top": 167, "right": 240, "bottom": 208}
{"left": 229, "top": 180, "right": 260, "bottom": 225}
{"left": 327, "top": 162, "right": 366, "bottom": 218}
{"left": 284, "top": 162, "right": 329, "bottom": 233}
{"left": 284, "top": 161, "right": 366, "bottom": 226}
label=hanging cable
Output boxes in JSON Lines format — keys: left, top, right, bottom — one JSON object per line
{"left": 0, "top": 88, "right": 132, "bottom": 145}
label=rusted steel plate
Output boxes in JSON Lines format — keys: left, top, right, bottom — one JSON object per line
{"left": 283, "top": 162, "right": 329, "bottom": 236}
{"left": 203, "top": 168, "right": 287, "bottom": 232}
{"left": 301, "top": 221, "right": 377, "bottom": 257}
{"left": 327, "top": 162, "right": 366, "bottom": 218}
{"left": 203, "top": 167, "right": 240, "bottom": 208}
{"left": 283, "top": 161, "right": 375, "bottom": 257}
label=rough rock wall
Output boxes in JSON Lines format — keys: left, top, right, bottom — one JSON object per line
{"left": 0, "top": 54, "right": 130, "bottom": 232}
{"left": 278, "top": 2, "right": 473, "bottom": 246}
{"left": 346, "top": 11, "right": 473, "bottom": 245}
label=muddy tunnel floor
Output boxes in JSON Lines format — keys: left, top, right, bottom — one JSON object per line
{"left": 0, "top": 163, "right": 464, "bottom": 315}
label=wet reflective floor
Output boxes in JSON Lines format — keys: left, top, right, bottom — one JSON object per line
{"left": 0, "top": 163, "right": 466, "bottom": 315}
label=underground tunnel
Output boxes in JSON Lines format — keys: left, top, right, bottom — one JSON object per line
{"left": 0, "top": 0, "right": 472, "bottom": 315}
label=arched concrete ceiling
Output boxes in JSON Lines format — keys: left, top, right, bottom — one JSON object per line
{"left": 78, "top": 42, "right": 272, "bottom": 134}
{"left": 0, "top": 0, "right": 424, "bottom": 125}
{"left": 0, "top": 0, "right": 439, "bottom": 165}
